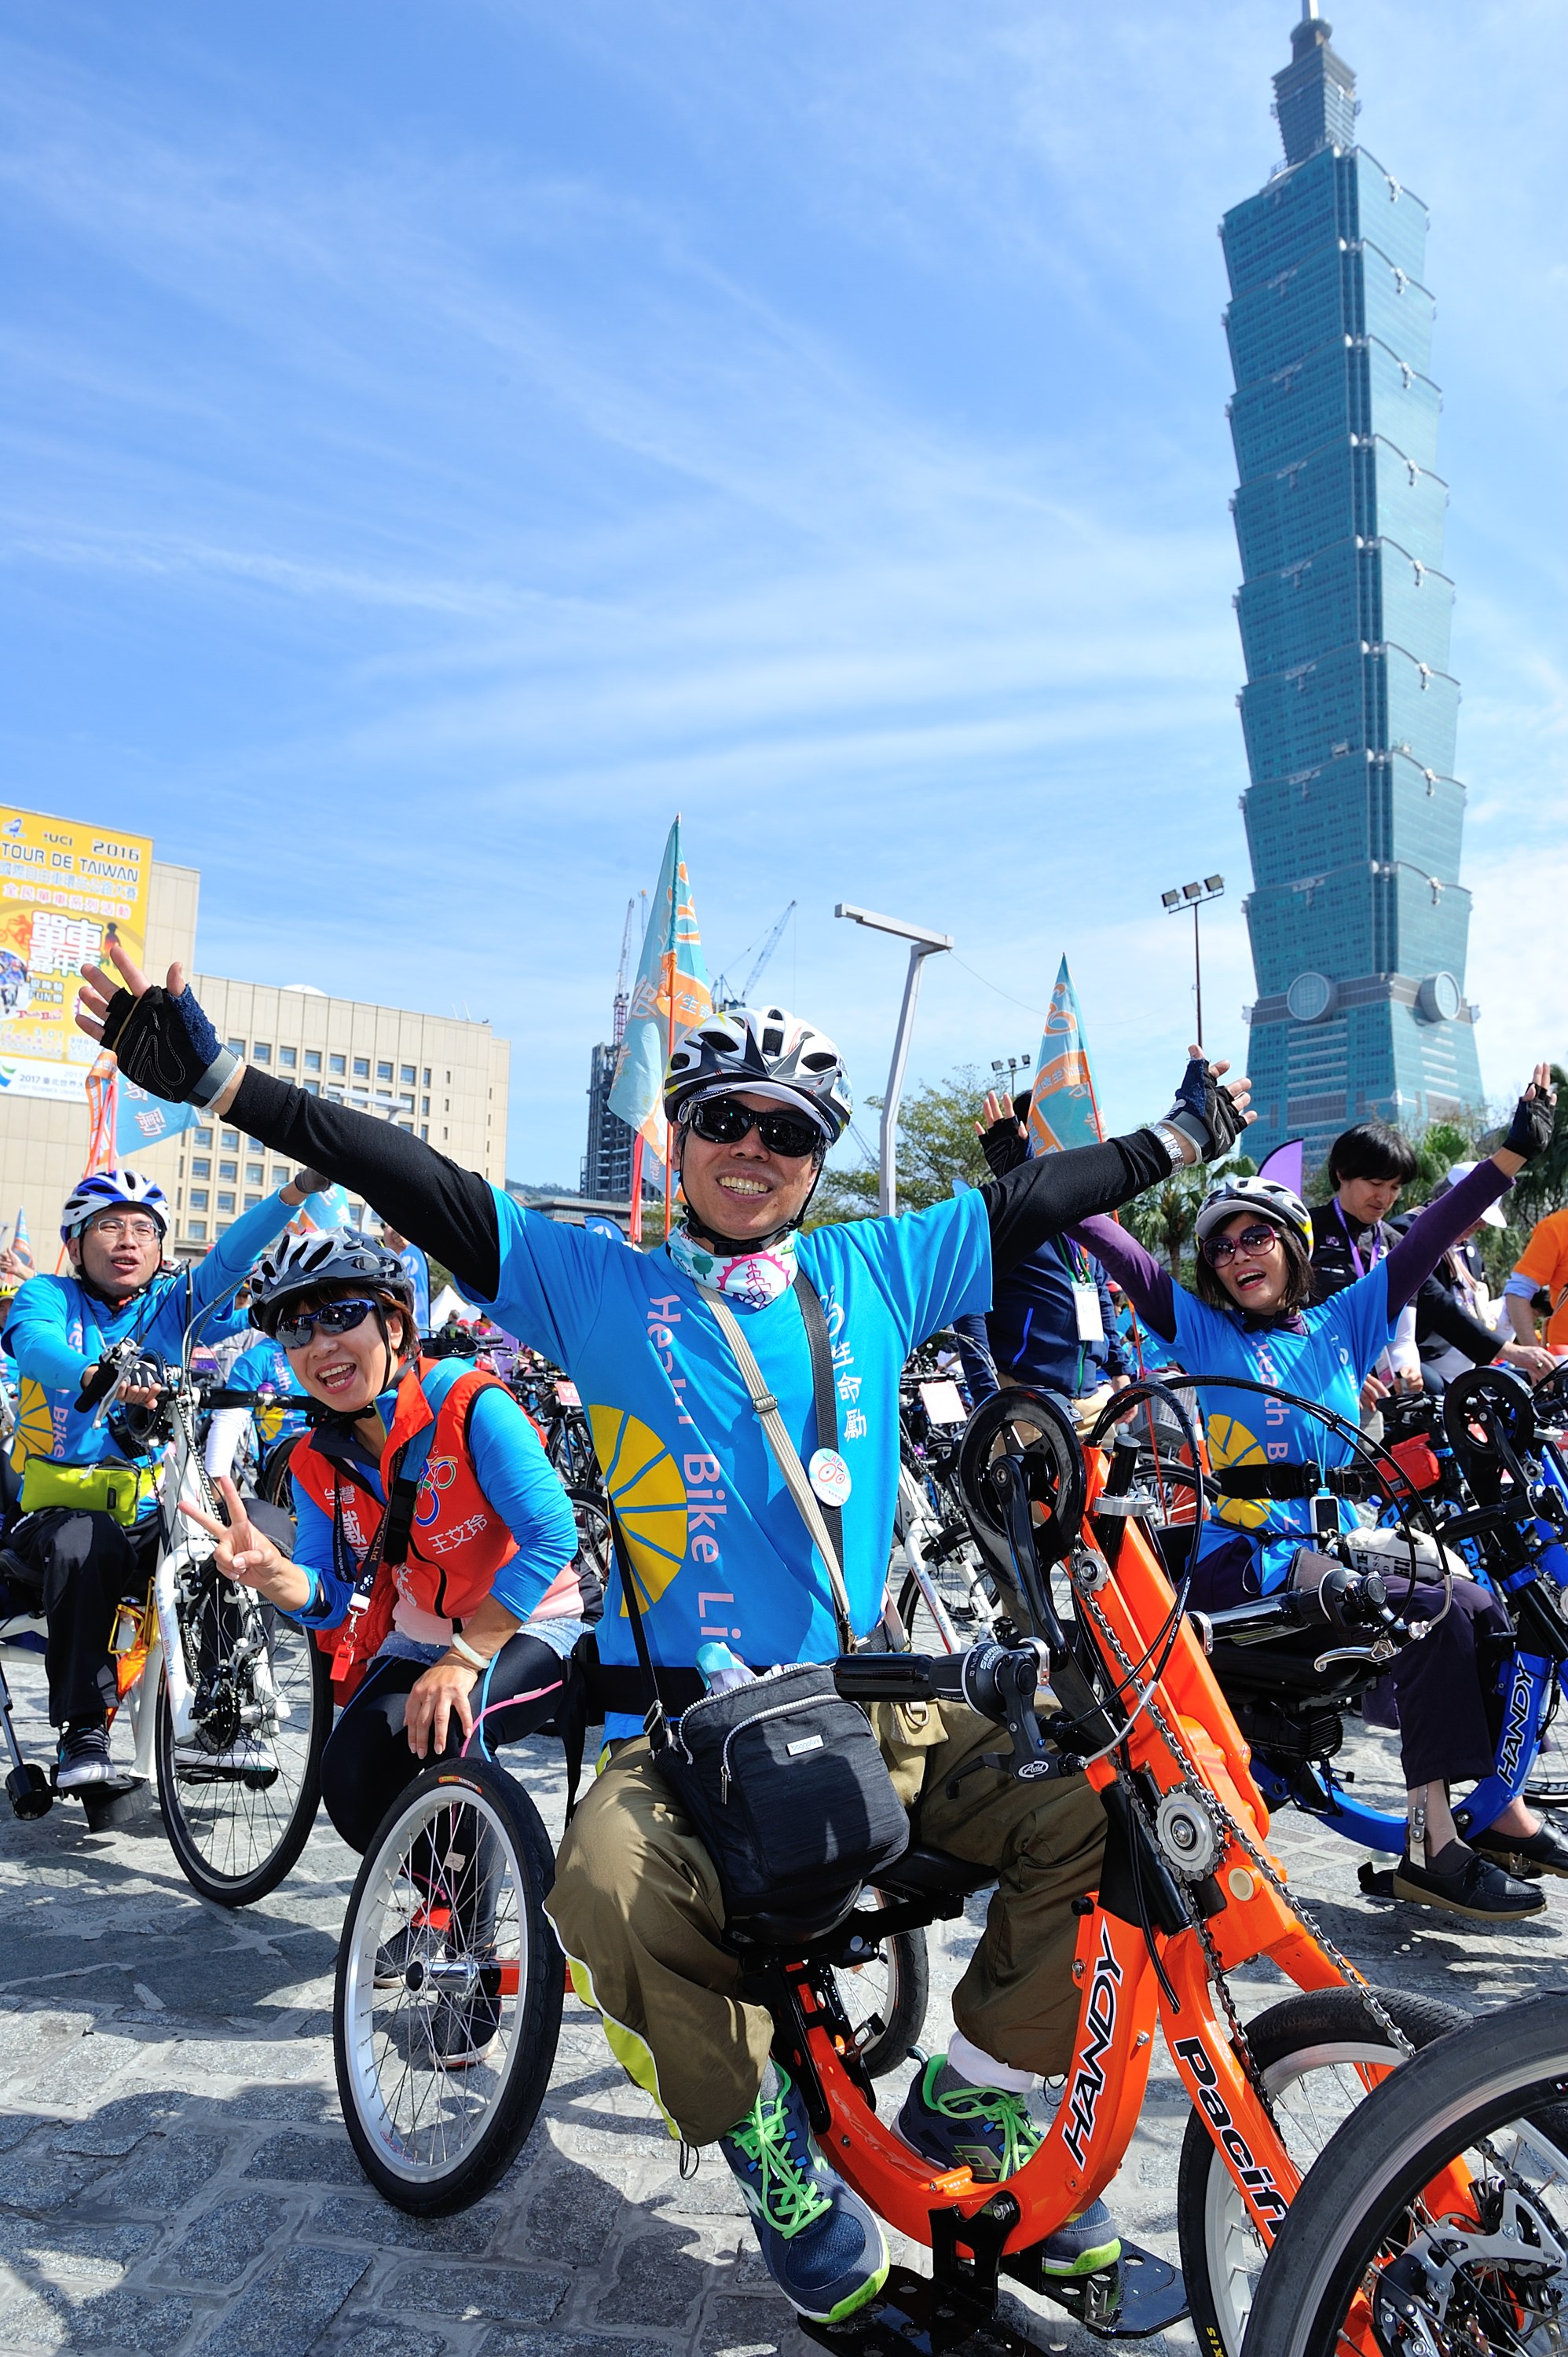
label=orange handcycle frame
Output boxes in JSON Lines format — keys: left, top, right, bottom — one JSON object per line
{"left": 762, "top": 1435, "right": 1434, "bottom": 2352}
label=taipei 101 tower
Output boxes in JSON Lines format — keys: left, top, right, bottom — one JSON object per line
{"left": 1223, "top": 3, "right": 1484, "bottom": 1162}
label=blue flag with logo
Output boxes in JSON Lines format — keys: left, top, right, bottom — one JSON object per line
{"left": 1027, "top": 957, "right": 1104, "bottom": 1157}
{"left": 116, "top": 1080, "right": 199, "bottom": 1157}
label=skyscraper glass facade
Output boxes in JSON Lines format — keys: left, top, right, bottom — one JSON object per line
{"left": 1223, "top": 8, "right": 1483, "bottom": 1164}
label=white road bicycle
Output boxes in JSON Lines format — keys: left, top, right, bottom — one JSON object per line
{"left": 0, "top": 1333, "right": 330, "bottom": 1904}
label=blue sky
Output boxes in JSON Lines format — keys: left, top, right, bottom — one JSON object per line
{"left": 3, "top": 1, "right": 1563, "bottom": 1183}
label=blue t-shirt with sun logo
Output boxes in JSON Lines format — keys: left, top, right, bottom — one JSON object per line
{"left": 1172, "top": 1263, "right": 1397, "bottom": 1593}
{"left": 463, "top": 1187, "right": 994, "bottom": 1738}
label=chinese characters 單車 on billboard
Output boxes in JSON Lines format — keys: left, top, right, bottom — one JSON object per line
{"left": 0, "top": 808, "right": 153, "bottom": 1102}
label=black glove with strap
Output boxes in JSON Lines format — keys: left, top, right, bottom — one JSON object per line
{"left": 980, "top": 1116, "right": 1028, "bottom": 1178}
{"left": 1504, "top": 1081, "right": 1557, "bottom": 1162}
{"left": 100, "top": 979, "right": 239, "bottom": 1109}
{"left": 1160, "top": 1056, "right": 1247, "bottom": 1164}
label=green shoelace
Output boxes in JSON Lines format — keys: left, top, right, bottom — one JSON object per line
{"left": 927, "top": 2070, "right": 1042, "bottom": 2181}
{"left": 727, "top": 2070, "right": 833, "bottom": 2240}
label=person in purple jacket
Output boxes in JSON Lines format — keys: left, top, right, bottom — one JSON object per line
{"left": 983, "top": 1065, "right": 1563, "bottom": 1925}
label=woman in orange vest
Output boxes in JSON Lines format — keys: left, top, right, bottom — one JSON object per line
{"left": 184, "top": 1230, "right": 596, "bottom": 2038}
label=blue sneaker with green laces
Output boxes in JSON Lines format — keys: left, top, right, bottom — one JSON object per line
{"left": 897, "top": 2055, "right": 1121, "bottom": 2277}
{"left": 720, "top": 2062, "right": 889, "bottom": 2323}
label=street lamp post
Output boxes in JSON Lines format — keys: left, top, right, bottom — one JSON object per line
{"left": 1160, "top": 875, "right": 1225, "bottom": 1047}
{"left": 835, "top": 903, "right": 953, "bottom": 1217}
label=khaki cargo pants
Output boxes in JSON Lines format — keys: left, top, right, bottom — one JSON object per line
{"left": 544, "top": 1700, "right": 1107, "bottom": 2146}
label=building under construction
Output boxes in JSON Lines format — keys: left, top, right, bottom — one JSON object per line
{"left": 580, "top": 895, "right": 795, "bottom": 1201}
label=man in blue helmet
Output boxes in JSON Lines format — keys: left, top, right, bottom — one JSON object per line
{"left": 1, "top": 1164, "right": 323, "bottom": 1791}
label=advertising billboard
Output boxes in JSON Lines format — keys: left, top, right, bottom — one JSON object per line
{"left": 0, "top": 808, "right": 153, "bottom": 1103}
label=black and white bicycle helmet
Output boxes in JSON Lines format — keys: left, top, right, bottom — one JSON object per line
{"left": 60, "top": 1169, "right": 169, "bottom": 1242}
{"left": 1194, "top": 1174, "right": 1314, "bottom": 1257}
{"left": 250, "top": 1228, "right": 415, "bottom": 1336}
{"left": 663, "top": 1006, "right": 852, "bottom": 1143}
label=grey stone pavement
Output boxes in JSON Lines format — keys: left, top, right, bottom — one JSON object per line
{"left": 3, "top": 1646, "right": 1568, "bottom": 2357}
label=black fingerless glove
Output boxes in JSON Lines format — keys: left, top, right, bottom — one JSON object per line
{"left": 980, "top": 1117, "right": 1028, "bottom": 1178}
{"left": 101, "top": 981, "right": 239, "bottom": 1109}
{"left": 1504, "top": 1086, "right": 1556, "bottom": 1161}
{"left": 1162, "top": 1056, "right": 1247, "bottom": 1164}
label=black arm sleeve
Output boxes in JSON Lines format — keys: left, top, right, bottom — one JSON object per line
{"left": 1412, "top": 1274, "right": 1502, "bottom": 1365}
{"left": 980, "top": 1129, "right": 1174, "bottom": 1279}
{"left": 229, "top": 1069, "right": 502, "bottom": 1297}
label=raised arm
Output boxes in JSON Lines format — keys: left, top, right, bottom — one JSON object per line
{"left": 75, "top": 948, "right": 503, "bottom": 1296}
{"left": 978, "top": 1049, "right": 1251, "bottom": 1288}
{"left": 1383, "top": 1069, "right": 1555, "bottom": 1314}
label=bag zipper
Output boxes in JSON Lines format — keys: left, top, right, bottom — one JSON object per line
{"left": 715, "top": 1695, "right": 830, "bottom": 1802}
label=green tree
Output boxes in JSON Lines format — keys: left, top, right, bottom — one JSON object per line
{"left": 810, "top": 1065, "right": 995, "bottom": 1223}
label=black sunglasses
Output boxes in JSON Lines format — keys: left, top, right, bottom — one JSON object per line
{"left": 274, "top": 1296, "right": 380, "bottom": 1351}
{"left": 686, "top": 1096, "right": 824, "bottom": 1159}
{"left": 1202, "top": 1222, "right": 1281, "bottom": 1269}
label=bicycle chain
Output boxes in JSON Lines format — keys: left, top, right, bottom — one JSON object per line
{"left": 1077, "top": 1585, "right": 1415, "bottom": 2089}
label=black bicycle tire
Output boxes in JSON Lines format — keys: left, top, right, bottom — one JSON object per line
{"left": 333, "top": 1757, "right": 562, "bottom": 2215}
{"left": 1240, "top": 1991, "right": 1568, "bottom": 2357}
{"left": 154, "top": 1622, "right": 331, "bottom": 1907}
{"left": 1176, "top": 1985, "right": 1467, "bottom": 2357}
{"left": 258, "top": 1431, "right": 304, "bottom": 1510}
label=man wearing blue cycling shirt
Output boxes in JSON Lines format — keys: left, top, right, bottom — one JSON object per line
{"left": 1, "top": 1164, "right": 324, "bottom": 1792}
{"left": 202, "top": 1330, "right": 313, "bottom": 1486}
{"left": 77, "top": 949, "right": 1250, "bottom": 2327}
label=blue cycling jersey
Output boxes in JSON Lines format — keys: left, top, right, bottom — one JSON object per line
{"left": 461, "top": 1186, "right": 993, "bottom": 1737}
{"left": 225, "top": 1337, "right": 312, "bottom": 1442}
{"left": 2, "top": 1192, "right": 299, "bottom": 1508}
{"left": 1177, "top": 1263, "right": 1396, "bottom": 1591}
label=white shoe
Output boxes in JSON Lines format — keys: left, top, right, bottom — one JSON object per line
{"left": 174, "top": 1732, "right": 278, "bottom": 1783}
{"left": 57, "top": 1721, "right": 115, "bottom": 1791}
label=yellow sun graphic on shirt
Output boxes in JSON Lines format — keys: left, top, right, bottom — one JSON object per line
{"left": 1205, "top": 1412, "right": 1270, "bottom": 1530}
{"left": 9, "top": 1376, "right": 58, "bottom": 1468}
{"left": 588, "top": 1406, "right": 688, "bottom": 1611}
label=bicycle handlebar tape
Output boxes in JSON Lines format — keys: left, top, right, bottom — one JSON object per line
{"left": 1160, "top": 1055, "right": 1246, "bottom": 1164}
{"left": 100, "top": 980, "right": 239, "bottom": 1110}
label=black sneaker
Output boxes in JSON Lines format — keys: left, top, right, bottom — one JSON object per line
{"left": 1475, "top": 1820, "right": 1568, "bottom": 1880}
{"left": 1391, "top": 1842, "right": 1546, "bottom": 1922}
{"left": 428, "top": 1981, "right": 502, "bottom": 2069}
{"left": 56, "top": 1720, "right": 113, "bottom": 1792}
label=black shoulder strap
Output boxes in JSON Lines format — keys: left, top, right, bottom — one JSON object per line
{"left": 791, "top": 1269, "right": 844, "bottom": 1583}
{"left": 604, "top": 1494, "right": 670, "bottom": 1751}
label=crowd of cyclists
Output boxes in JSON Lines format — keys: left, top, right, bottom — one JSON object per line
{"left": 0, "top": 937, "right": 1566, "bottom": 2344}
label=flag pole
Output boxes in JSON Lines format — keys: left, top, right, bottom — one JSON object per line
{"left": 628, "top": 1135, "right": 644, "bottom": 1246}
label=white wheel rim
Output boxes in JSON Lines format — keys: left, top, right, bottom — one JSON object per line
{"left": 342, "top": 1780, "right": 530, "bottom": 2185}
{"left": 159, "top": 1608, "right": 318, "bottom": 1886}
{"left": 1202, "top": 2037, "right": 1406, "bottom": 2352}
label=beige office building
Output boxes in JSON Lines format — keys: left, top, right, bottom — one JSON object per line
{"left": 0, "top": 856, "right": 509, "bottom": 1263}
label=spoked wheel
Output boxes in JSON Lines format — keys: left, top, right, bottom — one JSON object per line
{"left": 826, "top": 1896, "right": 929, "bottom": 2078}
{"left": 1176, "top": 1985, "right": 1467, "bottom": 2355}
{"left": 334, "top": 1756, "right": 562, "bottom": 2215}
{"left": 155, "top": 1588, "right": 330, "bottom": 1906}
{"left": 1240, "top": 1991, "right": 1568, "bottom": 2356}
{"left": 896, "top": 1556, "right": 1004, "bottom": 1653}
{"left": 258, "top": 1432, "right": 304, "bottom": 1511}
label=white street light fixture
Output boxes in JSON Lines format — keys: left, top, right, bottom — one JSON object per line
{"left": 1161, "top": 875, "right": 1225, "bottom": 1047}
{"left": 835, "top": 903, "right": 953, "bottom": 1217}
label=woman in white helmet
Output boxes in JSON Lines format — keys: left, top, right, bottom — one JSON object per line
{"left": 1028, "top": 1066, "right": 1567, "bottom": 1926}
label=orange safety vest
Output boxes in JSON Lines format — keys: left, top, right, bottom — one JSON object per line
{"left": 291, "top": 1355, "right": 522, "bottom": 1692}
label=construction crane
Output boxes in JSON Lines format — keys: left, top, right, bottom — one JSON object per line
{"left": 611, "top": 897, "right": 636, "bottom": 1046}
{"left": 713, "top": 902, "right": 796, "bottom": 1012}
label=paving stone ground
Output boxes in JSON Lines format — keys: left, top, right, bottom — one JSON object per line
{"left": 3, "top": 1648, "right": 1567, "bottom": 2357}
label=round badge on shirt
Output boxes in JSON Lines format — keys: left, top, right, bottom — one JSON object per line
{"left": 808, "top": 1447, "right": 852, "bottom": 1508}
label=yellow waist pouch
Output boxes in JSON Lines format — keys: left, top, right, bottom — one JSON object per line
{"left": 18, "top": 1458, "right": 156, "bottom": 1527}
